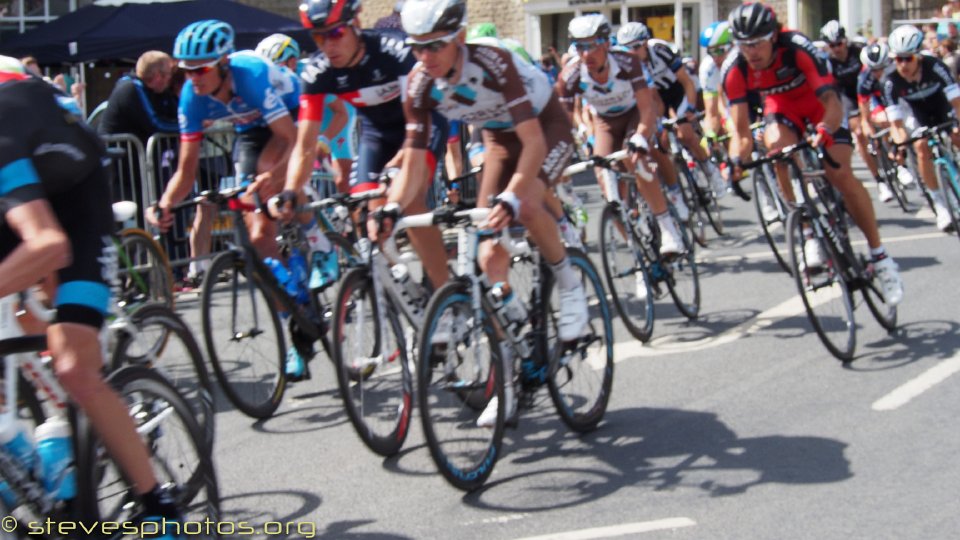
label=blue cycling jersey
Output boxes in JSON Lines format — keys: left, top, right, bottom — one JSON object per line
{"left": 178, "top": 50, "right": 300, "bottom": 140}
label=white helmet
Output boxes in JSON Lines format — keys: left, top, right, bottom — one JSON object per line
{"left": 889, "top": 24, "right": 925, "bottom": 56}
{"left": 860, "top": 42, "right": 891, "bottom": 69}
{"left": 401, "top": 0, "right": 466, "bottom": 37}
{"left": 820, "top": 20, "right": 845, "bottom": 43}
{"left": 617, "top": 22, "right": 651, "bottom": 46}
{"left": 256, "top": 33, "right": 300, "bottom": 65}
{"left": 568, "top": 14, "right": 611, "bottom": 40}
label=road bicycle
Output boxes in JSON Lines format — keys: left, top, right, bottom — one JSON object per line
{"left": 897, "top": 120, "right": 960, "bottom": 240}
{"left": 866, "top": 129, "right": 912, "bottom": 213}
{"left": 661, "top": 114, "right": 723, "bottom": 247}
{"left": 112, "top": 201, "right": 174, "bottom": 311}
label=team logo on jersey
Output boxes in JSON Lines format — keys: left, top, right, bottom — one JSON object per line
{"left": 262, "top": 88, "right": 281, "bottom": 112}
{"left": 372, "top": 68, "right": 385, "bottom": 82}
{"left": 337, "top": 75, "right": 349, "bottom": 88}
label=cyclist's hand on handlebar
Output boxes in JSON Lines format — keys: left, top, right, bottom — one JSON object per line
{"left": 269, "top": 190, "right": 298, "bottom": 222}
{"left": 245, "top": 171, "right": 281, "bottom": 199}
{"left": 369, "top": 202, "right": 401, "bottom": 243}
{"left": 485, "top": 192, "right": 518, "bottom": 232}
{"left": 147, "top": 204, "right": 173, "bottom": 233}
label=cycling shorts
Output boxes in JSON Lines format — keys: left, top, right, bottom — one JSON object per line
{"left": 233, "top": 126, "right": 272, "bottom": 180}
{"left": 594, "top": 106, "right": 639, "bottom": 156}
{"left": 659, "top": 84, "right": 688, "bottom": 115}
{"left": 841, "top": 94, "right": 861, "bottom": 119}
{"left": 764, "top": 95, "right": 852, "bottom": 146}
{"left": 349, "top": 112, "right": 448, "bottom": 194}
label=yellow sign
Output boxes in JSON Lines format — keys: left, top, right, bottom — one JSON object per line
{"left": 647, "top": 15, "right": 675, "bottom": 42}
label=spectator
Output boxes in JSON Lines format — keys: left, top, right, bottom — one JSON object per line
{"left": 19, "top": 56, "right": 40, "bottom": 77}
{"left": 540, "top": 54, "right": 558, "bottom": 84}
{"left": 373, "top": 0, "right": 405, "bottom": 36}
{"left": 98, "top": 50, "right": 177, "bottom": 144}
{"left": 940, "top": 38, "right": 960, "bottom": 79}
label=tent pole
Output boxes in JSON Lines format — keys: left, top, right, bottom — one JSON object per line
{"left": 78, "top": 62, "right": 87, "bottom": 118}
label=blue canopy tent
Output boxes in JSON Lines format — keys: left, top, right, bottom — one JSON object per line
{"left": 0, "top": 0, "right": 314, "bottom": 64}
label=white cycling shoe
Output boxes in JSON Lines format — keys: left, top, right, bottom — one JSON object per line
{"left": 558, "top": 283, "right": 589, "bottom": 341}
{"left": 872, "top": 256, "right": 904, "bottom": 306}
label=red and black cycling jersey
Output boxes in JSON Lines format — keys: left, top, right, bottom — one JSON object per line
{"left": 721, "top": 30, "right": 837, "bottom": 107}
{"left": 826, "top": 43, "right": 863, "bottom": 102}
{"left": 882, "top": 54, "right": 960, "bottom": 125}
{"left": 856, "top": 67, "right": 890, "bottom": 108}
{"left": 298, "top": 30, "right": 412, "bottom": 131}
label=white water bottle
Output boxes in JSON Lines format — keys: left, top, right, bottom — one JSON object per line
{"left": 0, "top": 418, "right": 36, "bottom": 508}
{"left": 35, "top": 416, "right": 76, "bottom": 500}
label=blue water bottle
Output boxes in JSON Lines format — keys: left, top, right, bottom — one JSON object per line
{"left": 35, "top": 416, "right": 75, "bottom": 500}
{"left": 287, "top": 250, "right": 310, "bottom": 305}
{"left": 0, "top": 418, "right": 36, "bottom": 508}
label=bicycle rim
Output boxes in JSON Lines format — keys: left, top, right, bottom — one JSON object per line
{"left": 201, "top": 251, "right": 285, "bottom": 419}
{"left": 118, "top": 229, "right": 175, "bottom": 311}
{"left": 939, "top": 166, "right": 960, "bottom": 239}
{"left": 77, "top": 366, "right": 220, "bottom": 538}
{"left": 786, "top": 209, "right": 856, "bottom": 361}
{"left": 665, "top": 222, "right": 700, "bottom": 320}
{"left": 543, "top": 249, "right": 614, "bottom": 433}
{"left": 598, "top": 204, "right": 654, "bottom": 342}
{"left": 695, "top": 165, "right": 724, "bottom": 235}
{"left": 676, "top": 161, "right": 708, "bottom": 247}
{"left": 418, "top": 279, "right": 504, "bottom": 492}
{"left": 333, "top": 267, "right": 412, "bottom": 457}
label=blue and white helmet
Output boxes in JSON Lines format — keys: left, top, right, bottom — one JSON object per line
{"left": 617, "top": 22, "right": 651, "bottom": 46}
{"left": 174, "top": 20, "right": 235, "bottom": 61}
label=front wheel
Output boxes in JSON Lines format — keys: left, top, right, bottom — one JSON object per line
{"left": 786, "top": 209, "right": 856, "bottom": 362}
{"left": 542, "top": 248, "right": 614, "bottom": 432}
{"left": 937, "top": 163, "right": 960, "bottom": 240}
{"left": 665, "top": 222, "right": 700, "bottom": 320}
{"left": 201, "top": 251, "right": 285, "bottom": 419}
{"left": 418, "top": 278, "right": 505, "bottom": 492}
{"left": 753, "top": 168, "right": 791, "bottom": 274}
{"left": 332, "top": 267, "right": 413, "bottom": 457}
{"left": 598, "top": 203, "right": 654, "bottom": 342}
{"left": 118, "top": 228, "right": 174, "bottom": 311}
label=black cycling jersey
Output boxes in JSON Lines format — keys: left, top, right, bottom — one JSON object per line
{"left": 883, "top": 55, "right": 960, "bottom": 127}
{"left": 856, "top": 67, "right": 890, "bottom": 108}
{"left": 299, "top": 30, "right": 412, "bottom": 132}
{"left": 0, "top": 77, "right": 115, "bottom": 327}
{"left": 827, "top": 44, "right": 863, "bottom": 102}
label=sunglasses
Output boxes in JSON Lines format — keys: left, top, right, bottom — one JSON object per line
{"left": 573, "top": 37, "right": 607, "bottom": 53}
{"left": 178, "top": 58, "right": 218, "bottom": 77}
{"left": 828, "top": 41, "right": 845, "bottom": 48}
{"left": 707, "top": 45, "right": 730, "bottom": 56}
{"left": 628, "top": 41, "right": 646, "bottom": 50}
{"left": 894, "top": 55, "right": 915, "bottom": 64}
{"left": 734, "top": 32, "right": 774, "bottom": 49}
{"left": 311, "top": 24, "right": 349, "bottom": 45}
{"left": 408, "top": 30, "right": 460, "bottom": 53}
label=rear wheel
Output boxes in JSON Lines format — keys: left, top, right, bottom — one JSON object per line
{"left": 598, "top": 203, "right": 654, "bottom": 342}
{"left": 665, "top": 221, "right": 700, "bottom": 320}
{"left": 675, "top": 159, "right": 708, "bottom": 248}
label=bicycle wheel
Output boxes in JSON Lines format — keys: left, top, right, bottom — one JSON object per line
{"left": 875, "top": 147, "right": 910, "bottom": 213}
{"left": 598, "top": 203, "right": 654, "bottom": 342}
{"left": 76, "top": 366, "right": 220, "bottom": 538}
{"left": 665, "top": 221, "right": 700, "bottom": 320}
{"left": 693, "top": 163, "right": 724, "bottom": 236}
{"left": 786, "top": 208, "right": 856, "bottom": 361}
{"left": 418, "top": 278, "right": 504, "bottom": 492}
{"left": 313, "top": 231, "right": 362, "bottom": 312}
{"left": 118, "top": 228, "right": 174, "bottom": 311}
{"left": 937, "top": 164, "right": 960, "bottom": 238}
{"left": 861, "top": 260, "right": 898, "bottom": 333}
{"left": 201, "top": 251, "right": 285, "bottom": 419}
{"left": 753, "top": 168, "right": 791, "bottom": 274}
{"left": 675, "top": 159, "right": 708, "bottom": 248}
{"left": 541, "top": 248, "right": 614, "bottom": 432}
{"left": 111, "top": 303, "right": 215, "bottom": 451}
{"left": 332, "top": 267, "right": 413, "bottom": 457}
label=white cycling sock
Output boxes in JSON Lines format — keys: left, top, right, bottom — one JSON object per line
{"left": 550, "top": 256, "right": 579, "bottom": 291}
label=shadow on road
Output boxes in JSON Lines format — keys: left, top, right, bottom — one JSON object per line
{"left": 460, "top": 406, "right": 850, "bottom": 512}
{"left": 849, "top": 319, "right": 960, "bottom": 371}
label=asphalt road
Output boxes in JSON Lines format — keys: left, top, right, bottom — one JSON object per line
{"left": 173, "top": 159, "right": 960, "bottom": 540}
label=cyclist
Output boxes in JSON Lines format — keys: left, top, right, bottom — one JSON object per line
{"left": 884, "top": 23, "right": 960, "bottom": 233}
{"left": 699, "top": 21, "right": 734, "bottom": 142}
{"left": 618, "top": 21, "right": 727, "bottom": 199}
{"left": 0, "top": 57, "right": 182, "bottom": 536}
{"left": 557, "top": 14, "right": 684, "bottom": 259}
{"left": 723, "top": 2, "right": 904, "bottom": 305}
{"left": 148, "top": 20, "right": 300, "bottom": 274}
{"left": 857, "top": 41, "right": 915, "bottom": 202}
{"left": 820, "top": 21, "right": 884, "bottom": 202}
{"left": 399, "top": 0, "right": 590, "bottom": 426}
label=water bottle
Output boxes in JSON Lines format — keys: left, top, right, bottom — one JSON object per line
{"left": 0, "top": 418, "right": 36, "bottom": 508}
{"left": 490, "top": 282, "right": 531, "bottom": 358}
{"left": 287, "top": 250, "right": 310, "bottom": 305}
{"left": 35, "top": 416, "right": 75, "bottom": 501}
{"left": 390, "top": 263, "right": 425, "bottom": 313}
{"left": 265, "top": 258, "right": 293, "bottom": 318}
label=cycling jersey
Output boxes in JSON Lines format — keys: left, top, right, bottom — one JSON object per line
{"left": 556, "top": 49, "right": 647, "bottom": 117}
{"left": 406, "top": 44, "right": 553, "bottom": 132}
{"left": 405, "top": 43, "right": 573, "bottom": 185}
{"left": 722, "top": 31, "right": 848, "bottom": 141}
{"left": 178, "top": 51, "right": 300, "bottom": 142}
{"left": 699, "top": 54, "right": 722, "bottom": 96}
{"left": 882, "top": 55, "right": 960, "bottom": 127}
{"left": 467, "top": 36, "right": 536, "bottom": 65}
{"left": 826, "top": 44, "right": 864, "bottom": 103}
{"left": 857, "top": 67, "right": 891, "bottom": 109}
{"left": 0, "top": 77, "right": 115, "bottom": 327}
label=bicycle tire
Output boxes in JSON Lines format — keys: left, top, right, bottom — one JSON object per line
{"left": 76, "top": 366, "right": 220, "bottom": 538}
{"left": 541, "top": 248, "right": 614, "bottom": 433}
{"left": 118, "top": 228, "right": 175, "bottom": 311}
{"left": 598, "top": 203, "right": 654, "bottom": 342}
{"left": 875, "top": 147, "right": 911, "bottom": 213}
{"left": 201, "top": 251, "right": 285, "bottom": 419}
{"left": 418, "top": 278, "right": 504, "bottom": 492}
{"left": 861, "top": 262, "right": 899, "bottom": 333}
{"left": 665, "top": 220, "right": 700, "bottom": 320}
{"left": 110, "top": 303, "right": 215, "bottom": 451}
{"left": 937, "top": 163, "right": 960, "bottom": 238}
{"left": 752, "top": 168, "right": 791, "bottom": 274}
{"left": 786, "top": 208, "right": 856, "bottom": 362}
{"left": 332, "top": 267, "right": 413, "bottom": 457}
{"left": 675, "top": 159, "right": 709, "bottom": 248}
{"left": 312, "top": 232, "right": 362, "bottom": 335}
{"left": 694, "top": 163, "right": 724, "bottom": 236}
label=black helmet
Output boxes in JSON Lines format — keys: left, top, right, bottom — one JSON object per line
{"left": 299, "top": 0, "right": 361, "bottom": 29}
{"left": 728, "top": 2, "right": 777, "bottom": 40}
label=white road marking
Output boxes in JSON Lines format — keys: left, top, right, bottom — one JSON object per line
{"left": 513, "top": 517, "right": 697, "bottom": 540}
{"left": 872, "top": 355, "right": 960, "bottom": 411}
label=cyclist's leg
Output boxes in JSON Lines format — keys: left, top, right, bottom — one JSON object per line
{"left": 850, "top": 111, "right": 880, "bottom": 180}
{"left": 235, "top": 127, "right": 281, "bottom": 260}
{"left": 404, "top": 117, "right": 449, "bottom": 290}
{"left": 762, "top": 113, "right": 802, "bottom": 203}
{"left": 821, "top": 134, "right": 882, "bottom": 249}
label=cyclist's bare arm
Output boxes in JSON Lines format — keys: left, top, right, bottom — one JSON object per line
{"left": 284, "top": 119, "right": 323, "bottom": 194}
{"left": 728, "top": 101, "right": 753, "bottom": 164}
{"left": 703, "top": 91, "right": 723, "bottom": 136}
{"left": 676, "top": 67, "right": 698, "bottom": 112}
{"left": 389, "top": 146, "right": 431, "bottom": 212}
{"left": 0, "top": 200, "right": 69, "bottom": 298}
